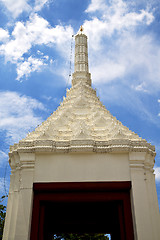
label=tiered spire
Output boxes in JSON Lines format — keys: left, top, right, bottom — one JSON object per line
{"left": 74, "top": 26, "right": 89, "bottom": 72}
{"left": 72, "top": 26, "right": 91, "bottom": 86}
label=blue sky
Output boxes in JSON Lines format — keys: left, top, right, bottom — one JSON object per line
{"left": 0, "top": 0, "right": 160, "bottom": 207}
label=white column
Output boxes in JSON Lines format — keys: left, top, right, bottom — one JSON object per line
{"left": 129, "top": 152, "right": 160, "bottom": 240}
{"left": 3, "top": 153, "right": 35, "bottom": 240}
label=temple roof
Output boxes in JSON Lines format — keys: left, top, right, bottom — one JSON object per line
{"left": 24, "top": 82, "right": 143, "bottom": 142}
{"left": 9, "top": 28, "right": 155, "bottom": 156}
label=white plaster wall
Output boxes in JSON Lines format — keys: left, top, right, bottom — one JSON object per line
{"left": 34, "top": 152, "right": 131, "bottom": 182}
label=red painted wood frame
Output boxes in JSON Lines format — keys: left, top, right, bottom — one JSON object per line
{"left": 30, "top": 181, "right": 134, "bottom": 240}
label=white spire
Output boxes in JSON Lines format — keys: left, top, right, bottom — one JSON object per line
{"left": 74, "top": 26, "right": 89, "bottom": 72}
{"left": 72, "top": 26, "right": 91, "bottom": 86}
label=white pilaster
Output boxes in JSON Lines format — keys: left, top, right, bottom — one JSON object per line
{"left": 3, "top": 153, "right": 35, "bottom": 240}
{"left": 129, "top": 152, "right": 160, "bottom": 240}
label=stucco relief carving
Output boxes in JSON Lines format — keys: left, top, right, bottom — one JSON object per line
{"left": 9, "top": 30, "right": 155, "bottom": 169}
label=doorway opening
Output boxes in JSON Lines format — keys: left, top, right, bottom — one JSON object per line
{"left": 30, "top": 182, "right": 134, "bottom": 240}
{"left": 53, "top": 233, "right": 111, "bottom": 240}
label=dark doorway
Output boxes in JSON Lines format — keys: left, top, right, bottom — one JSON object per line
{"left": 30, "top": 182, "right": 134, "bottom": 240}
{"left": 43, "top": 201, "right": 122, "bottom": 239}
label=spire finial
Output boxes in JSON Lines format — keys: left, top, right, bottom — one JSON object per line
{"left": 79, "top": 25, "right": 84, "bottom": 33}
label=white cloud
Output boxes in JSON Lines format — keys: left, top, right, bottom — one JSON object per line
{"left": 0, "top": 28, "right": 9, "bottom": 42}
{"left": 0, "top": 14, "right": 50, "bottom": 62}
{"left": 90, "top": 57, "right": 125, "bottom": 83}
{"left": 0, "top": 91, "right": 46, "bottom": 143}
{"left": 132, "top": 82, "right": 149, "bottom": 93}
{"left": 89, "top": 32, "right": 160, "bottom": 92}
{"left": 82, "top": 1, "right": 160, "bottom": 96}
{"left": 34, "top": 0, "right": 50, "bottom": 12}
{"left": 16, "top": 56, "right": 47, "bottom": 80}
{"left": 0, "top": 13, "right": 73, "bottom": 80}
{"left": 42, "top": 95, "right": 59, "bottom": 103}
{"left": 154, "top": 167, "right": 160, "bottom": 182}
{"left": 116, "top": 33, "right": 160, "bottom": 92}
{"left": 85, "top": 0, "right": 107, "bottom": 13}
{"left": 0, "top": 0, "right": 51, "bottom": 18}
{"left": 0, "top": 0, "right": 31, "bottom": 18}
{"left": 84, "top": 0, "right": 154, "bottom": 51}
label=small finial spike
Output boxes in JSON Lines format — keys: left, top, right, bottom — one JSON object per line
{"left": 80, "top": 25, "right": 84, "bottom": 32}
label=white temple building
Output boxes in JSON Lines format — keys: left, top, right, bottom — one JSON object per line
{"left": 3, "top": 27, "right": 160, "bottom": 240}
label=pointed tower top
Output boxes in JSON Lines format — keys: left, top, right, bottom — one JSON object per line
{"left": 72, "top": 26, "right": 91, "bottom": 86}
{"left": 79, "top": 25, "right": 84, "bottom": 33}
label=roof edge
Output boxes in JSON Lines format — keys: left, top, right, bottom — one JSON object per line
{"left": 9, "top": 139, "right": 156, "bottom": 158}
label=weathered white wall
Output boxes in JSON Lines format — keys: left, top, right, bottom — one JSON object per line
{"left": 34, "top": 152, "right": 130, "bottom": 182}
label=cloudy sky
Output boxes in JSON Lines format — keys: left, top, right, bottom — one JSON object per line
{"left": 0, "top": 0, "right": 160, "bottom": 206}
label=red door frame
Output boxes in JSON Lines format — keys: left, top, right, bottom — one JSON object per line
{"left": 30, "top": 181, "right": 134, "bottom": 240}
